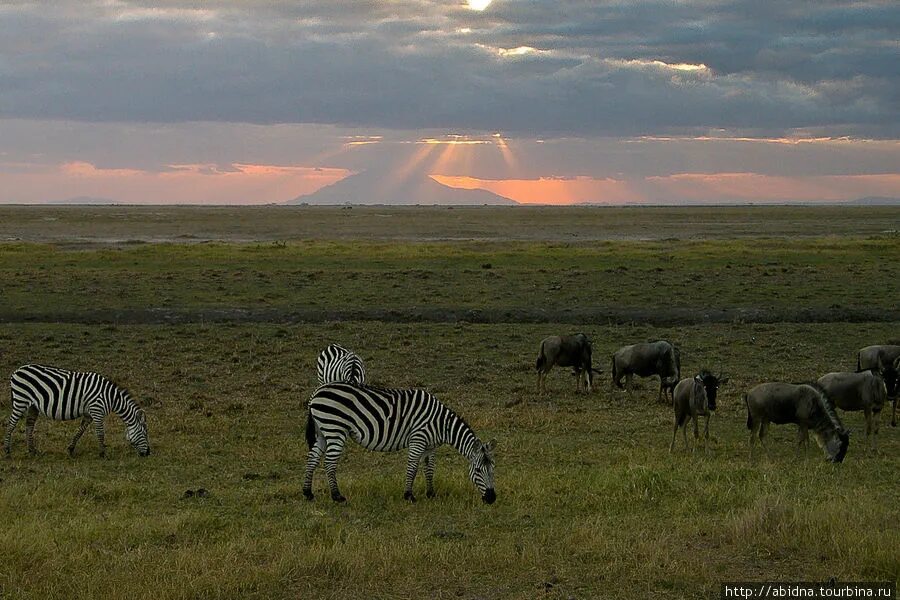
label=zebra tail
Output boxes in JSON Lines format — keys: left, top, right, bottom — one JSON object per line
{"left": 305, "top": 413, "right": 317, "bottom": 449}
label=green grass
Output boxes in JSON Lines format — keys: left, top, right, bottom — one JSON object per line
{"left": 0, "top": 206, "right": 897, "bottom": 598}
{"left": 0, "top": 321, "right": 897, "bottom": 599}
{"left": 0, "top": 237, "right": 897, "bottom": 317}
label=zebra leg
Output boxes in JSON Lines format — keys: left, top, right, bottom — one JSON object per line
{"left": 4, "top": 404, "right": 27, "bottom": 456}
{"left": 92, "top": 414, "right": 106, "bottom": 458}
{"left": 302, "top": 438, "right": 325, "bottom": 501}
{"left": 404, "top": 437, "right": 428, "bottom": 502}
{"left": 68, "top": 417, "right": 91, "bottom": 457}
{"left": 25, "top": 406, "right": 39, "bottom": 456}
{"left": 323, "top": 436, "right": 347, "bottom": 502}
{"left": 424, "top": 453, "right": 436, "bottom": 498}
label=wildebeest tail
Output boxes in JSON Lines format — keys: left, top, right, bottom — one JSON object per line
{"left": 611, "top": 356, "right": 623, "bottom": 388}
{"left": 536, "top": 341, "right": 546, "bottom": 372}
{"left": 305, "top": 412, "right": 317, "bottom": 449}
{"left": 856, "top": 352, "right": 862, "bottom": 373}
{"left": 744, "top": 394, "right": 753, "bottom": 430}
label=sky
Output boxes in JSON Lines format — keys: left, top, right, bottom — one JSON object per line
{"left": 1, "top": 0, "right": 899, "bottom": 205}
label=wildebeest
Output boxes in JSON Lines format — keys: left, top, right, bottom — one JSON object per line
{"left": 535, "top": 333, "right": 600, "bottom": 394}
{"left": 670, "top": 370, "right": 727, "bottom": 452}
{"left": 745, "top": 382, "right": 849, "bottom": 462}
{"left": 818, "top": 370, "right": 887, "bottom": 452}
{"left": 857, "top": 344, "right": 900, "bottom": 426}
{"left": 611, "top": 340, "right": 680, "bottom": 402}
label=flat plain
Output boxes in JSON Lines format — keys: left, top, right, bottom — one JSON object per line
{"left": 0, "top": 205, "right": 897, "bottom": 599}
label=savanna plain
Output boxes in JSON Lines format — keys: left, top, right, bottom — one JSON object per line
{"left": 0, "top": 205, "right": 897, "bottom": 600}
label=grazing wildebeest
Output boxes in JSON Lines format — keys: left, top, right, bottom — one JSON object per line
{"left": 670, "top": 370, "right": 727, "bottom": 452}
{"left": 535, "top": 333, "right": 600, "bottom": 394}
{"left": 818, "top": 370, "right": 887, "bottom": 452}
{"left": 857, "top": 345, "right": 900, "bottom": 426}
{"left": 745, "top": 382, "right": 849, "bottom": 462}
{"left": 611, "top": 340, "right": 680, "bottom": 402}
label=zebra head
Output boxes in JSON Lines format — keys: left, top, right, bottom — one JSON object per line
{"left": 125, "top": 407, "right": 151, "bottom": 457}
{"left": 468, "top": 439, "right": 496, "bottom": 504}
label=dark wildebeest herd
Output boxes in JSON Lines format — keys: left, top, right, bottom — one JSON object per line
{"left": 535, "top": 336, "right": 900, "bottom": 463}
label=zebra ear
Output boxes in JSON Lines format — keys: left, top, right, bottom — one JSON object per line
{"left": 484, "top": 438, "right": 497, "bottom": 452}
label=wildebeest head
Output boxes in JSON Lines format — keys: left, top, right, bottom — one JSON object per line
{"left": 826, "top": 429, "right": 850, "bottom": 463}
{"left": 697, "top": 370, "right": 727, "bottom": 411}
{"left": 881, "top": 360, "right": 899, "bottom": 399}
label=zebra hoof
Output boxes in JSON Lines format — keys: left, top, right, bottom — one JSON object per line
{"left": 331, "top": 492, "right": 346, "bottom": 503}
{"left": 404, "top": 491, "right": 417, "bottom": 503}
{"left": 67, "top": 447, "right": 76, "bottom": 458}
{"left": 426, "top": 489, "right": 436, "bottom": 499}
{"left": 303, "top": 489, "right": 314, "bottom": 501}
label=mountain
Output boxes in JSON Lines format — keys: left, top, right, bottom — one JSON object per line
{"left": 287, "top": 171, "right": 516, "bottom": 205}
{"left": 47, "top": 196, "right": 120, "bottom": 205}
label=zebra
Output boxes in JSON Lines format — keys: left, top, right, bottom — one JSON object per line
{"left": 316, "top": 344, "right": 367, "bottom": 386}
{"left": 4, "top": 364, "right": 150, "bottom": 458}
{"left": 303, "top": 382, "right": 496, "bottom": 504}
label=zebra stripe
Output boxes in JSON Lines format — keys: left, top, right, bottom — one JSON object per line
{"left": 303, "top": 382, "right": 496, "bottom": 504}
{"left": 316, "top": 344, "right": 367, "bottom": 386}
{"left": 4, "top": 364, "right": 150, "bottom": 457}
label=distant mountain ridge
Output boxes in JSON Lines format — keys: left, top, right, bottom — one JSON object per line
{"left": 287, "top": 171, "right": 517, "bottom": 206}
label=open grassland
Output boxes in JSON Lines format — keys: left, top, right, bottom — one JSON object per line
{"left": 0, "top": 206, "right": 897, "bottom": 599}
{"left": 0, "top": 237, "right": 898, "bottom": 323}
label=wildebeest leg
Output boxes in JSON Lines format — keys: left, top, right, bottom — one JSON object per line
{"left": 704, "top": 414, "right": 711, "bottom": 453}
{"left": 670, "top": 419, "right": 679, "bottom": 453}
{"left": 24, "top": 406, "right": 39, "bottom": 456}
{"left": 865, "top": 408, "right": 878, "bottom": 454}
{"left": 758, "top": 421, "right": 769, "bottom": 456}
{"left": 891, "top": 397, "right": 897, "bottom": 427}
{"left": 796, "top": 425, "right": 808, "bottom": 457}
{"left": 692, "top": 415, "right": 700, "bottom": 452}
{"left": 626, "top": 373, "right": 633, "bottom": 394}
{"left": 68, "top": 417, "right": 91, "bottom": 457}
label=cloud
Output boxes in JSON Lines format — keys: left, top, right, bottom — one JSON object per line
{"left": 0, "top": 1, "right": 897, "bottom": 138}
{"left": 0, "top": 159, "right": 349, "bottom": 204}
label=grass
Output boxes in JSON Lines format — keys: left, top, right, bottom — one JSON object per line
{"left": 0, "top": 237, "right": 897, "bottom": 317}
{"left": 0, "top": 321, "right": 897, "bottom": 599}
{"left": 0, "top": 206, "right": 897, "bottom": 599}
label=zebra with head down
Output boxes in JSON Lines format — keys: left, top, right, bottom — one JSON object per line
{"left": 5, "top": 364, "right": 150, "bottom": 458}
{"left": 303, "top": 382, "right": 496, "bottom": 504}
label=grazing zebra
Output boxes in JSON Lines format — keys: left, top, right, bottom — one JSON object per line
{"left": 316, "top": 344, "right": 367, "bottom": 386}
{"left": 303, "top": 382, "right": 496, "bottom": 504}
{"left": 4, "top": 364, "right": 150, "bottom": 457}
